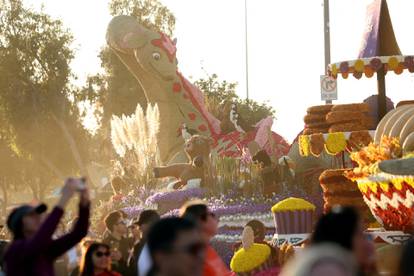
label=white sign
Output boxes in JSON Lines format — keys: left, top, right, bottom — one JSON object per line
{"left": 320, "top": 75, "right": 338, "bottom": 101}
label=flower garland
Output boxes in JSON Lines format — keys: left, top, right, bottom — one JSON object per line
{"left": 299, "top": 131, "right": 373, "bottom": 157}
{"left": 328, "top": 56, "right": 414, "bottom": 79}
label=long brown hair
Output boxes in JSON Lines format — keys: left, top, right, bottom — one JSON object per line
{"left": 80, "top": 242, "right": 112, "bottom": 276}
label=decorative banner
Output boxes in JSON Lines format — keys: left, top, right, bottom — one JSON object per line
{"left": 328, "top": 56, "right": 414, "bottom": 80}
{"left": 299, "top": 131, "right": 374, "bottom": 157}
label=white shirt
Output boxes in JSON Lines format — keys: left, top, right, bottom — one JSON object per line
{"left": 137, "top": 244, "right": 152, "bottom": 276}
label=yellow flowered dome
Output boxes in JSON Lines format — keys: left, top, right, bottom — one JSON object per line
{"left": 271, "top": 197, "right": 315, "bottom": 213}
{"left": 230, "top": 243, "right": 271, "bottom": 273}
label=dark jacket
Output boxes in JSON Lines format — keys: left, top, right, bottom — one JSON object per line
{"left": 103, "top": 233, "right": 133, "bottom": 275}
{"left": 4, "top": 204, "right": 90, "bottom": 276}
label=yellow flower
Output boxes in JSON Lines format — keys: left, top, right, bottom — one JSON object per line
{"left": 354, "top": 59, "right": 365, "bottom": 72}
{"left": 230, "top": 243, "right": 271, "bottom": 273}
{"left": 325, "top": 132, "right": 347, "bottom": 155}
{"left": 271, "top": 197, "right": 315, "bottom": 213}
{"left": 331, "top": 64, "right": 338, "bottom": 76}
{"left": 388, "top": 57, "right": 399, "bottom": 70}
{"left": 299, "top": 135, "right": 310, "bottom": 157}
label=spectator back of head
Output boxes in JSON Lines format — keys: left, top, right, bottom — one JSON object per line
{"left": 311, "top": 206, "right": 359, "bottom": 251}
{"left": 147, "top": 217, "right": 197, "bottom": 255}
{"left": 179, "top": 200, "right": 208, "bottom": 222}
{"left": 137, "top": 210, "right": 160, "bottom": 226}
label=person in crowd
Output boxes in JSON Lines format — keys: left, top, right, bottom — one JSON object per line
{"left": 280, "top": 243, "right": 357, "bottom": 276}
{"left": 132, "top": 210, "right": 160, "bottom": 276}
{"left": 180, "top": 200, "right": 231, "bottom": 276}
{"left": 54, "top": 221, "right": 70, "bottom": 276}
{"left": 311, "top": 206, "right": 377, "bottom": 276}
{"left": 399, "top": 239, "right": 414, "bottom": 276}
{"left": 103, "top": 211, "right": 132, "bottom": 275}
{"left": 4, "top": 178, "right": 90, "bottom": 276}
{"left": 70, "top": 238, "right": 96, "bottom": 276}
{"left": 147, "top": 217, "right": 206, "bottom": 276}
{"left": 79, "top": 242, "right": 121, "bottom": 276}
{"left": 0, "top": 239, "right": 8, "bottom": 275}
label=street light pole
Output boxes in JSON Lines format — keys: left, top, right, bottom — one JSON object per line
{"left": 323, "top": 0, "right": 332, "bottom": 104}
{"left": 245, "top": 0, "right": 249, "bottom": 100}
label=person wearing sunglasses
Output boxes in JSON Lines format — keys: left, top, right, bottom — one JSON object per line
{"left": 147, "top": 217, "right": 205, "bottom": 276}
{"left": 103, "top": 211, "right": 133, "bottom": 275}
{"left": 80, "top": 242, "right": 121, "bottom": 276}
{"left": 180, "top": 200, "right": 230, "bottom": 276}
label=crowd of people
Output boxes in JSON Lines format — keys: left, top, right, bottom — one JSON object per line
{"left": 0, "top": 178, "right": 414, "bottom": 276}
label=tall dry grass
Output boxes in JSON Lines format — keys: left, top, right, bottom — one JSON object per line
{"left": 110, "top": 104, "right": 160, "bottom": 189}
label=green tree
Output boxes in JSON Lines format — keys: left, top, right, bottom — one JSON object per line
{"left": 0, "top": 0, "right": 91, "bottom": 200}
{"left": 195, "top": 74, "right": 275, "bottom": 127}
{"left": 80, "top": 0, "right": 176, "bottom": 127}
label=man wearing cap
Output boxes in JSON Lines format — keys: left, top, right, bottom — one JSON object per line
{"left": 4, "top": 178, "right": 90, "bottom": 276}
{"left": 128, "top": 210, "right": 160, "bottom": 276}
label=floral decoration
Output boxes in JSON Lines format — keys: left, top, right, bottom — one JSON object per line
{"left": 230, "top": 243, "right": 271, "bottom": 273}
{"left": 324, "top": 132, "right": 347, "bottom": 155}
{"left": 328, "top": 55, "right": 414, "bottom": 79}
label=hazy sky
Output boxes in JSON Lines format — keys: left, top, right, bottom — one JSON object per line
{"left": 23, "top": 0, "right": 414, "bottom": 141}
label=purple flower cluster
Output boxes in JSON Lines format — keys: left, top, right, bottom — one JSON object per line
{"left": 145, "top": 188, "right": 206, "bottom": 205}
{"left": 122, "top": 205, "right": 145, "bottom": 218}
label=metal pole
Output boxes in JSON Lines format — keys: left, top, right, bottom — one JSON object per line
{"left": 323, "top": 0, "right": 332, "bottom": 104}
{"left": 377, "top": 68, "right": 387, "bottom": 121}
{"left": 245, "top": 0, "right": 249, "bottom": 100}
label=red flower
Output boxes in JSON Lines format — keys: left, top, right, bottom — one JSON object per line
{"left": 188, "top": 113, "right": 196, "bottom": 121}
{"left": 173, "top": 83, "right": 181, "bottom": 93}
{"left": 198, "top": 124, "right": 207, "bottom": 132}
{"left": 370, "top": 58, "right": 382, "bottom": 71}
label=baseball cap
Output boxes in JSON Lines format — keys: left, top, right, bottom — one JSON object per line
{"left": 135, "top": 210, "right": 160, "bottom": 226}
{"left": 7, "top": 203, "right": 47, "bottom": 234}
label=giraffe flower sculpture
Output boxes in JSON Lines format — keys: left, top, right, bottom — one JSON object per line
{"left": 106, "top": 15, "right": 288, "bottom": 165}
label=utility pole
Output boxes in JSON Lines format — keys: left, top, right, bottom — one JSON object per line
{"left": 245, "top": 0, "right": 249, "bottom": 100}
{"left": 323, "top": 0, "right": 332, "bottom": 104}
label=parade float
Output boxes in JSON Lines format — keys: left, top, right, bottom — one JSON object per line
{"left": 104, "top": 14, "right": 321, "bottom": 268}
{"left": 298, "top": 0, "right": 414, "bottom": 245}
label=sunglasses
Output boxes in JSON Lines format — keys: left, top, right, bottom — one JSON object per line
{"left": 117, "top": 220, "right": 127, "bottom": 225}
{"left": 95, "top": 251, "right": 110, "bottom": 258}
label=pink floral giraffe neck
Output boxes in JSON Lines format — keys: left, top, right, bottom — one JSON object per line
{"left": 107, "top": 15, "right": 289, "bottom": 163}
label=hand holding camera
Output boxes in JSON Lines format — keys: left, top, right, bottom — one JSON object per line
{"left": 58, "top": 177, "right": 89, "bottom": 208}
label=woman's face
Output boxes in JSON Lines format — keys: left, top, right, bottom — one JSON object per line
{"left": 92, "top": 246, "right": 111, "bottom": 270}
{"left": 202, "top": 210, "right": 218, "bottom": 239}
